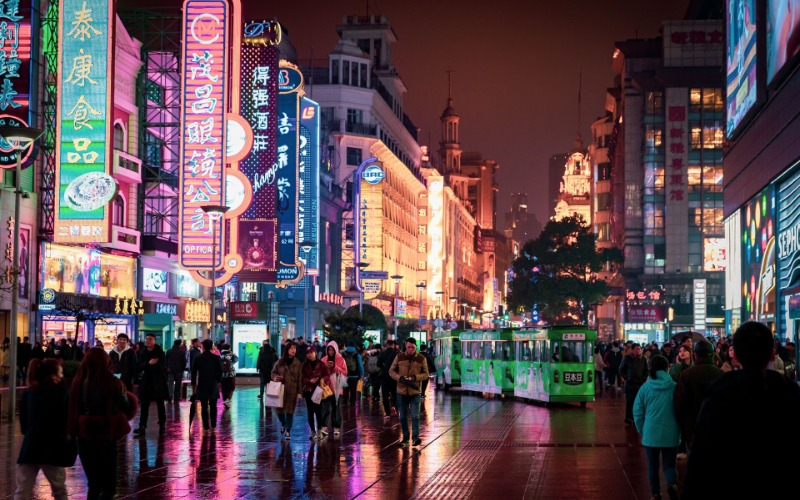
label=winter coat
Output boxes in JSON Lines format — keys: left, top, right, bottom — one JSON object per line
{"left": 378, "top": 347, "right": 398, "bottom": 378}
{"left": 137, "top": 345, "right": 169, "bottom": 400}
{"left": 301, "top": 358, "right": 331, "bottom": 395}
{"left": 166, "top": 347, "right": 187, "bottom": 376}
{"left": 673, "top": 357, "right": 723, "bottom": 447}
{"left": 633, "top": 370, "right": 681, "bottom": 448}
{"left": 668, "top": 361, "right": 691, "bottom": 382}
{"left": 389, "top": 350, "right": 430, "bottom": 396}
{"left": 18, "top": 383, "right": 72, "bottom": 466}
{"left": 272, "top": 356, "right": 303, "bottom": 414}
{"left": 323, "top": 341, "right": 348, "bottom": 396}
{"left": 192, "top": 351, "right": 223, "bottom": 400}
{"left": 682, "top": 369, "right": 800, "bottom": 499}
{"left": 257, "top": 345, "right": 276, "bottom": 376}
{"left": 343, "top": 346, "right": 364, "bottom": 380}
{"left": 603, "top": 347, "right": 622, "bottom": 370}
{"left": 593, "top": 353, "right": 605, "bottom": 372}
{"left": 109, "top": 346, "right": 138, "bottom": 391}
{"left": 619, "top": 354, "right": 648, "bottom": 387}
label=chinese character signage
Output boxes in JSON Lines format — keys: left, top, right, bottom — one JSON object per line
{"left": 627, "top": 305, "right": 666, "bottom": 323}
{"left": 726, "top": 0, "right": 757, "bottom": 137}
{"left": 54, "top": 0, "right": 115, "bottom": 243}
{"left": 665, "top": 89, "right": 688, "bottom": 269}
{"left": 237, "top": 20, "right": 279, "bottom": 282}
{"left": 662, "top": 20, "right": 723, "bottom": 68}
{"left": 625, "top": 287, "right": 666, "bottom": 305}
{"left": 275, "top": 60, "right": 302, "bottom": 284}
{"left": 179, "top": 0, "right": 230, "bottom": 270}
{"left": 354, "top": 158, "right": 386, "bottom": 300}
{"left": 298, "top": 97, "right": 319, "bottom": 274}
{"left": 741, "top": 186, "right": 776, "bottom": 321}
{"left": 0, "top": 0, "right": 35, "bottom": 168}
{"left": 230, "top": 300, "right": 258, "bottom": 319}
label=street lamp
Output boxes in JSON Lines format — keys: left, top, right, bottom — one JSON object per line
{"left": 0, "top": 125, "right": 43, "bottom": 421}
{"left": 416, "top": 282, "right": 426, "bottom": 326}
{"left": 391, "top": 274, "right": 403, "bottom": 340}
{"left": 299, "top": 241, "right": 316, "bottom": 339}
{"left": 356, "top": 261, "right": 370, "bottom": 315}
{"left": 435, "top": 291, "right": 444, "bottom": 318}
{"left": 200, "top": 204, "right": 228, "bottom": 343}
{"left": 461, "top": 302, "right": 468, "bottom": 328}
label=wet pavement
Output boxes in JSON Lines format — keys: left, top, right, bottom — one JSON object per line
{"left": 1, "top": 384, "right": 674, "bottom": 499}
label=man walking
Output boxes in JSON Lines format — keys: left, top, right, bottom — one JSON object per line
{"left": 389, "top": 338, "right": 429, "bottom": 447}
{"left": 378, "top": 339, "right": 399, "bottom": 423}
{"left": 109, "top": 333, "right": 138, "bottom": 391}
{"left": 165, "top": 340, "right": 186, "bottom": 402}
{"left": 256, "top": 340, "right": 276, "bottom": 399}
{"left": 219, "top": 343, "right": 238, "bottom": 408}
{"left": 134, "top": 333, "right": 169, "bottom": 436}
{"left": 192, "top": 339, "right": 223, "bottom": 432}
{"left": 619, "top": 343, "right": 648, "bottom": 425}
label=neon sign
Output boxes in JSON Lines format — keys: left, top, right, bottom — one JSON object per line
{"left": 54, "top": 0, "right": 114, "bottom": 243}
{"left": 354, "top": 158, "right": 386, "bottom": 300}
{"left": 179, "top": 0, "right": 229, "bottom": 270}
{"left": 298, "top": 97, "right": 319, "bottom": 274}
{"left": 0, "top": 0, "right": 34, "bottom": 168}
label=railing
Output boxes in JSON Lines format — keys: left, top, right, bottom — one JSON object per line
{"left": 345, "top": 121, "right": 377, "bottom": 136}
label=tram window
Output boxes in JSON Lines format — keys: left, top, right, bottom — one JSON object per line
{"left": 533, "top": 341, "right": 541, "bottom": 362}
{"left": 463, "top": 343, "right": 472, "bottom": 359}
{"left": 483, "top": 342, "right": 494, "bottom": 360}
{"left": 551, "top": 341, "right": 561, "bottom": 362}
{"left": 560, "top": 341, "right": 584, "bottom": 362}
{"left": 504, "top": 343, "right": 513, "bottom": 361}
{"left": 523, "top": 342, "right": 531, "bottom": 361}
{"left": 539, "top": 341, "right": 547, "bottom": 362}
{"left": 473, "top": 342, "right": 482, "bottom": 360}
{"left": 453, "top": 339, "right": 460, "bottom": 355}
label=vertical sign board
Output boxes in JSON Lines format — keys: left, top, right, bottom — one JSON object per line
{"left": 0, "top": 0, "right": 35, "bottom": 169}
{"left": 741, "top": 186, "right": 776, "bottom": 322}
{"left": 237, "top": 20, "right": 279, "bottom": 282}
{"left": 54, "top": 0, "right": 115, "bottom": 243}
{"left": 665, "top": 89, "right": 689, "bottom": 272}
{"left": 725, "top": 0, "right": 757, "bottom": 137}
{"left": 693, "top": 279, "right": 707, "bottom": 333}
{"left": 427, "top": 177, "right": 444, "bottom": 308}
{"left": 354, "top": 158, "right": 385, "bottom": 300}
{"left": 178, "top": 0, "right": 229, "bottom": 270}
{"left": 298, "top": 97, "right": 319, "bottom": 274}
{"left": 275, "top": 61, "right": 302, "bottom": 283}
{"left": 777, "top": 169, "right": 800, "bottom": 335}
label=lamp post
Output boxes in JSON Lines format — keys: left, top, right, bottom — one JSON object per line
{"left": 391, "top": 275, "right": 403, "bottom": 340}
{"left": 201, "top": 204, "right": 228, "bottom": 343}
{"left": 299, "top": 241, "right": 316, "bottom": 339}
{"left": 461, "top": 302, "right": 468, "bottom": 328}
{"left": 416, "top": 282, "right": 426, "bottom": 327}
{"left": 0, "top": 125, "right": 43, "bottom": 422}
{"left": 356, "top": 261, "right": 370, "bottom": 315}
{"left": 435, "top": 291, "right": 444, "bottom": 318}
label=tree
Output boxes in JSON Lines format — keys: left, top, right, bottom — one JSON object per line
{"left": 507, "top": 215, "right": 623, "bottom": 325}
{"left": 322, "top": 310, "right": 368, "bottom": 348}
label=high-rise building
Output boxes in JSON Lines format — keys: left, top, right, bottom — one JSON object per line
{"left": 505, "top": 193, "right": 542, "bottom": 243}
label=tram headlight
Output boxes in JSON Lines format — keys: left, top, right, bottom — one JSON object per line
{"left": 554, "top": 369, "right": 559, "bottom": 383}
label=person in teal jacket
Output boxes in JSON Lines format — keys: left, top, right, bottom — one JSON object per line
{"left": 633, "top": 355, "right": 681, "bottom": 500}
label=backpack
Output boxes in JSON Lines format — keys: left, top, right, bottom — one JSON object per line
{"left": 222, "top": 355, "right": 233, "bottom": 377}
{"left": 344, "top": 351, "right": 358, "bottom": 376}
{"left": 367, "top": 354, "right": 380, "bottom": 375}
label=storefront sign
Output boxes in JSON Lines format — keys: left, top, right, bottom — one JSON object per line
{"left": 144, "top": 301, "right": 178, "bottom": 316}
{"left": 232, "top": 323, "right": 267, "bottom": 375}
{"left": 38, "top": 288, "right": 56, "bottom": 310}
{"left": 178, "top": 0, "right": 230, "bottom": 270}
{"left": 182, "top": 299, "right": 211, "bottom": 323}
{"left": 296, "top": 97, "right": 320, "bottom": 275}
{"left": 354, "top": 158, "right": 387, "bottom": 300}
{"left": 665, "top": 89, "right": 688, "bottom": 269}
{"left": 627, "top": 305, "right": 666, "bottom": 323}
{"left": 0, "top": 0, "right": 35, "bottom": 168}
{"left": 39, "top": 242, "right": 136, "bottom": 299}
{"left": 778, "top": 171, "right": 800, "bottom": 293}
{"left": 114, "top": 296, "right": 142, "bottom": 316}
{"left": 176, "top": 272, "right": 200, "bottom": 298}
{"left": 55, "top": 0, "right": 115, "bottom": 243}
{"left": 318, "top": 292, "right": 342, "bottom": 305}
{"left": 230, "top": 300, "right": 259, "bottom": 319}
{"left": 694, "top": 279, "right": 707, "bottom": 333}
{"left": 143, "top": 267, "right": 168, "bottom": 293}
{"left": 427, "top": 177, "right": 444, "bottom": 308}
{"left": 625, "top": 287, "right": 665, "bottom": 304}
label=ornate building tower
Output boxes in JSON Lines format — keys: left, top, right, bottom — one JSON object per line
{"left": 438, "top": 75, "right": 461, "bottom": 175}
{"left": 553, "top": 135, "right": 592, "bottom": 225}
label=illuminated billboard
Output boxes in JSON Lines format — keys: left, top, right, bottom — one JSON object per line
{"left": 178, "top": 0, "right": 229, "bottom": 270}
{"left": 767, "top": 0, "right": 800, "bottom": 83}
{"left": 741, "top": 186, "right": 776, "bottom": 322}
{"left": 237, "top": 20, "right": 279, "bottom": 282}
{"left": 143, "top": 268, "right": 168, "bottom": 293}
{"left": 354, "top": 158, "right": 386, "bottom": 300}
{"left": 726, "top": 0, "right": 758, "bottom": 137}
{"left": 54, "top": 0, "right": 115, "bottom": 243}
{"left": 0, "top": 0, "right": 35, "bottom": 169}
{"left": 298, "top": 97, "right": 320, "bottom": 274}
{"left": 778, "top": 169, "right": 800, "bottom": 292}
{"left": 275, "top": 61, "right": 303, "bottom": 285}
{"left": 40, "top": 242, "right": 136, "bottom": 298}
{"left": 704, "top": 238, "right": 727, "bottom": 272}
{"left": 427, "top": 177, "right": 444, "bottom": 308}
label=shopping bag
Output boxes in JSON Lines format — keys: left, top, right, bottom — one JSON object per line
{"left": 319, "top": 379, "right": 333, "bottom": 399}
{"left": 311, "top": 385, "right": 324, "bottom": 405}
{"left": 265, "top": 381, "right": 284, "bottom": 408}
{"left": 356, "top": 379, "right": 364, "bottom": 393}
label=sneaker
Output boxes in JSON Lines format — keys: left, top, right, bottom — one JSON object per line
{"left": 412, "top": 438, "right": 422, "bottom": 447}
{"left": 285, "top": 432, "right": 291, "bottom": 440}
{"left": 333, "top": 428, "right": 340, "bottom": 436}
{"left": 667, "top": 484, "right": 678, "bottom": 500}
{"left": 676, "top": 452, "right": 687, "bottom": 460}
{"left": 280, "top": 426, "right": 286, "bottom": 435}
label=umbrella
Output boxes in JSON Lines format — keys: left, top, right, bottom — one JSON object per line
{"left": 189, "top": 393, "right": 197, "bottom": 426}
{"left": 670, "top": 331, "right": 707, "bottom": 344}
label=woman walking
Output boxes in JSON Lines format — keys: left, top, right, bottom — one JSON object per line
{"left": 16, "top": 359, "right": 72, "bottom": 500}
{"left": 669, "top": 345, "right": 692, "bottom": 382}
{"left": 633, "top": 355, "right": 681, "bottom": 500}
{"left": 68, "top": 348, "right": 137, "bottom": 500}
{"left": 302, "top": 346, "right": 331, "bottom": 440}
{"left": 321, "top": 341, "right": 347, "bottom": 436}
{"left": 271, "top": 341, "right": 303, "bottom": 439}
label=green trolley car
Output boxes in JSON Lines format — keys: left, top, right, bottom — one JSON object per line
{"left": 459, "top": 329, "right": 516, "bottom": 396}
{"left": 430, "top": 328, "right": 462, "bottom": 389}
{"left": 513, "top": 325, "right": 597, "bottom": 407}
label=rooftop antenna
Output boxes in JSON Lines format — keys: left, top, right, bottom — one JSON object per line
{"left": 577, "top": 66, "right": 582, "bottom": 141}
{"left": 446, "top": 67, "right": 454, "bottom": 101}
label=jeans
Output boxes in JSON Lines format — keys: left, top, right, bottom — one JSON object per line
{"left": 397, "top": 393, "right": 421, "bottom": 441}
{"left": 167, "top": 374, "right": 180, "bottom": 401}
{"left": 304, "top": 393, "right": 323, "bottom": 433}
{"left": 643, "top": 446, "right": 678, "bottom": 495}
{"left": 370, "top": 374, "right": 382, "bottom": 399}
{"left": 15, "top": 464, "right": 68, "bottom": 500}
{"left": 345, "top": 378, "right": 359, "bottom": 403}
{"left": 221, "top": 377, "right": 235, "bottom": 401}
{"left": 625, "top": 384, "right": 641, "bottom": 421}
{"left": 259, "top": 372, "right": 269, "bottom": 396}
{"left": 382, "top": 379, "right": 397, "bottom": 415}
{"left": 199, "top": 398, "right": 217, "bottom": 429}
{"left": 78, "top": 439, "right": 118, "bottom": 500}
{"left": 139, "top": 398, "right": 166, "bottom": 428}
{"left": 276, "top": 411, "right": 294, "bottom": 432}
{"left": 322, "top": 396, "right": 342, "bottom": 429}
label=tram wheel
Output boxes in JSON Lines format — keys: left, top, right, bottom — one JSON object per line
{"left": 580, "top": 401, "right": 587, "bottom": 408}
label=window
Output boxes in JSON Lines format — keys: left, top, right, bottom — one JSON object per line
{"left": 703, "top": 122, "right": 724, "bottom": 148}
{"left": 597, "top": 162, "right": 611, "bottom": 181}
{"left": 644, "top": 162, "right": 664, "bottom": 195}
{"left": 596, "top": 222, "right": 611, "bottom": 242}
{"left": 646, "top": 91, "right": 663, "bottom": 115}
{"left": 331, "top": 60, "right": 339, "bottom": 84}
{"left": 347, "top": 108, "right": 363, "bottom": 124}
{"left": 596, "top": 192, "right": 611, "bottom": 211}
{"left": 644, "top": 203, "right": 664, "bottom": 236}
{"left": 360, "top": 63, "right": 368, "bottom": 88}
{"left": 688, "top": 166, "right": 701, "bottom": 192}
{"left": 351, "top": 62, "right": 358, "bottom": 87}
{"left": 342, "top": 60, "right": 350, "bottom": 85}
{"left": 112, "top": 195, "right": 125, "bottom": 226}
{"left": 113, "top": 123, "right": 125, "bottom": 152}
{"left": 346, "top": 147, "right": 362, "bottom": 166}
{"left": 144, "top": 132, "right": 163, "bottom": 167}
{"left": 690, "top": 125, "right": 702, "bottom": 149}
{"left": 645, "top": 126, "right": 663, "bottom": 148}
{"left": 703, "top": 166, "right": 723, "bottom": 192}
{"left": 702, "top": 88, "right": 724, "bottom": 111}
{"left": 690, "top": 88, "right": 702, "bottom": 112}
{"left": 145, "top": 78, "right": 164, "bottom": 106}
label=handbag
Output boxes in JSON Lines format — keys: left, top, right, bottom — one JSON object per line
{"left": 265, "top": 381, "right": 284, "bottom": 408}
{"left": 356, "top": 379, "right": 364, "bottom": 393}
{"left": 311, "top": 385, "right": 324, "bottom": 405}
{"left": 319, "top": 379, "right": 333, "bottom": 399}
{"left": 77, "top": 381, "right": 132, "bottom": 441}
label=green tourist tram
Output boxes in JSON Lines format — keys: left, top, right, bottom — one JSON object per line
{"left": 458, "top": 328, "right": 517, "bottom": 396}
{"left": 430, "top": 328, "right": 463, "bottom": 389}
{"left": 513, "top": 325, "right": 597, "bottom": 407}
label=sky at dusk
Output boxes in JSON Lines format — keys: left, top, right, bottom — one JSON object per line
{"left": 121, "top": 0, "right": 690, "bottom": 226}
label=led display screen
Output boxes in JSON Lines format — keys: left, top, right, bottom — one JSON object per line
{"left": 726, "top": 0, "right": 758, "bottom": 137}
{"left": 741, "top": 186, "right": 776, "bottom": 322}
{"left": 767, "top": 0, "right": 800, "bottom": 83}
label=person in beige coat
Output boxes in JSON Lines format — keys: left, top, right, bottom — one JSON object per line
{"left": 271, "top": 341, "right": 303, "bottom": 440}
{"left": 389, "top": 338, "right": 429, "bottom": 446}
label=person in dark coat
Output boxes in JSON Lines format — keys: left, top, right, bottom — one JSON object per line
{"left": 108, "top": 333, "right": 138, "bottom": 391}
{"left": 673, "top": 340, "right": 723, "bottom": 458}
{"left": 257, "top": 340, "right": 276, "bottom": 399}
{"left": 188, "top": 338, "right": 202, "bottom": 374}
{"left": 133, "top": 333, "right": 168, "bottom": 435}
{"left": 191, "top": 339, "right": 223, "bottom": 431}
{"left": 682, "top": 322, "right": 800, "bottom": 499}
{"left": 165, "top": 340, "right": 186, "bottom": 403}
{"left": 17, "top": 337, "right": 32, "bottom": 381}
{"left": 16, "top": 359, "right": 71, "bottom": 499}
{"left": 378, "top": 339, "right": 399, "bottom": 423}
{"left": 619, "top": 343, "right": 649, "bottom": 425}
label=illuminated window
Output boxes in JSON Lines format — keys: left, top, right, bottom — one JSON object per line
{"left": 702, "top": 88, "right": 724, "bottom": 111}
{"left": 703, "top": 123, "right": 724, "bottom": 148}
{"left": 688, "top": 166, "right": 701, "bottom": 192}
{"left": 646, "top": 91, "right": 663, "bottom": 115}
{"left": 690, "top": 88, "right": 702, "bottom": 111}
{"left": 690, "top": 125, "right": 702, "bottom": 149}
{"left": 703, "top": 166, "right": 723, "bottom": 192}
{"left": 145, "top": 78, "right": 164, "bottom": 106}
{"left": 645, "top": 126, "right": 663, "bottom": 148}
{"left": 644, "top": 162, "right": 664, "bottom": 195}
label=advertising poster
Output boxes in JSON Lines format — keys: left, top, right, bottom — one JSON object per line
{"left": 55, "top": 0, "right": 115, "bottom": 243}
{"left": 741, "top": 186, "right": 776, "bottom": 322}
{"left": 767, "top": 0, "right": 800, "bottom": 83}
{"left": 726, "top": 0, "right": 758, "bottom": 136}
{"left": 704, "top": 238, "right": 728, "bottom": 271}
{"left": 232, "top": 323, "right": 267, "bottom": 374}
{"left": 19, "top": 226, "right": 30, "bottom": 300}
{"left": 777, "top": 170, "right": 800, "bottom": 292}
{"left": 143, "top": 268, "right": 168, "bottom": 293}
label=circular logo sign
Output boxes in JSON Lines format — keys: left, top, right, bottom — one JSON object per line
{"left": 40, "top": 288, "right": 56, "bottom": 304}
{"left": 362, "top": 165, "right": 385, "bottom": 185}
{"left": 0, "top": 115, "right": 34, "bottom": 169}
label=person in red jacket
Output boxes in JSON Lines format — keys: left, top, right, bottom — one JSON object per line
{"left": 301, "top": 347, "right": 331, "bottom": 440}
